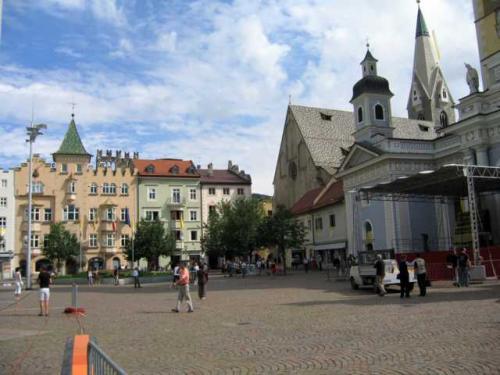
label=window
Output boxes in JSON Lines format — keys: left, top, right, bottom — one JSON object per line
{"left": 237, "top": 188, "right": 244, "bottom": 195}
{"left": 76, "top": 164, "right": 83, "bottom": 173}
{"left": 190, "top": 188, "right": 197, "bottom": 200}
{"left": 172, "top": 188, "right": 181, "bottom": 203}
{"left": 208, "top": 188, "right": 216, "bottom": 195}
{"left": 145, "top": 210, "right": 160, "bottom": 221}
{"left": 106, "top": 233, "right": 115, "bottom": 247}
{"left": 223, "top": 187, "right": 230, "bottom": 195}
{"left": 190, "top": 210, "right": 197, "bottom": 221}
{"left": 442, "top": 89, "right": 447, "bottom": 99}
{"left": 90, "top": 183, "right": 98, "bottom": 195}
{"left": 105, "top": 207, "right": 116, "bottom": 221}
{"left": 174, "top": 230, "right": 182, "bottom": 241}
{"left": 190, "top": 231, "right": 198, "bottom": 241}
{"left": 375, "top": 104, "right": 384, "bottom": 120}
{"left": 171, "top": 210, "right": 183, "bottom": 221}
{"left": 26, "top": 207, "right": 40, "bottom": 221}
{"left": 1, "top": 179, "right": 6, "bottom": 188}
{"left": 44, "top": 208, "right": 52, "bottom": 222}
{"left": 0, "top": 217, "right": 6, "bottom": 228}
{"left": 0, "top": 197, "right": 6, "bottom": 207}
{"left": 120, "top": 234, "right": 130, "bottom": 247}
{"left": 31, "top": 182, "right": 44, "bottom": 194}
{"left": 121, "top": 208, "right": 129, "bottom": 222}
{"left": 208, "top": 205, "right": 216, "bottom": 215}
{"left": 68, "top": 181, "right": 76, "bottom": 194}
{"left": 148, "top": 187, "right": 156, "bottom": 201}
{"left": 63, "top": 205, "right": 79, "bottom": 221}
{"left": 320, "top": 112, "right": 332, "bottom": 121}
{"left": 329, "top": 214, "right": 336, "bottom": 227}
{"left": 89, "top": 234, "right": 97, "bottom": 248}
{"left": 440, "top": 111, "right": 448, "bottom": 128}
{"left": 121, "top": 183, "right": 129, "bottom": 195}
{"left": 31, "top": 234, "right": 39, "bottom": 248}
{"left": 357, "top": 107, "right": 363, "bottom": 123}
{"left": 103, "top": 183, "right": 111, "bottom": 194}
{"left": 43, "top": 235, "right": 49, "bottom": 249}
{"left": 417, "top": 113, "right": 425, "bottom": 120}
{"left": 145, "top": 164, "right": 155, "bottom": 173}
{"left": 170, "top": 165, "right": 180, "bottom": 174}
{"left": 315, "top": 217, "right": 323, "bottom": 230}
{"left": 61, "top": 164, "right": 68, "bottom": 173}
{"left": 110, "top": 183, "right": 116, "bottom": 195}
{"left": 89, "top": 208, "right": 97, "bottom": 222}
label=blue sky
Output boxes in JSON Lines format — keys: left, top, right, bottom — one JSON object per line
{"left": 0, "top": 0, "right": 477, "bottom": 194}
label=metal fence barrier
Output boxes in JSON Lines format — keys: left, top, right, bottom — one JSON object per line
{"left": 88, "top": 339, "right": 127, "bottom": 375}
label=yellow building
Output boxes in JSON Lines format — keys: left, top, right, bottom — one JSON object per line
{"left": 14, "top": 116, "right": 137, "bottom": 273}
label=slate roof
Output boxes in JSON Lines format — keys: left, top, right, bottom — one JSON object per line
{"left": 288, "top": 105, "right": 436, "bottom": 175}
{"left": 53, "top": 119, "right": 90, "bottom": 157}
{"left": 199, "top": 169, "right": 251, "bottom": 184}
{"left": 416, "top": 7, "right": 430, "bottom": 37}
{"left": 351, "top": 75, "right": 393, "bottom": 101}
{"left": 135, "top": 159, "right": 199, "bottom": 177}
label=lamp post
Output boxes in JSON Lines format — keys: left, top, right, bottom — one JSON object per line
{"left": 25, "top": 123, "right": 47, "bottom": 290}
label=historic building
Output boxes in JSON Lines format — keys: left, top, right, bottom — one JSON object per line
{"left": 0, "top": 169, "right": 15, "bottom": 279}
{"left": 14, "top": 116, "right": 138, "bottom": 273}
{"left": 198, "top": 161, "right": 252, "bottom": 225}
{"left": 135, "top": 159, "right": 202, "bottom": 264}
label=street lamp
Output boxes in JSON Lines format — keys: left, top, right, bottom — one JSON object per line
{"left": 25, "top": 123, "right": 47, "bottom": 289}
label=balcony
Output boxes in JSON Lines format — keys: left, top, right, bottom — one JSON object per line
{"left": 22, "top": 222, "right": 42, "bottom": 232}
{"left": 100, "top": 221, "right": 117, "bottom": 232}
{"left": 166, "top": 197, "right": 186, "bottom": 206}
{"left": 66, "top": 192, "right": 77, "bottom": 201}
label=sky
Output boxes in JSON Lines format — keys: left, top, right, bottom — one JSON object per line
{"left": 0, "top": 0, "right": 478, "bottom": 194}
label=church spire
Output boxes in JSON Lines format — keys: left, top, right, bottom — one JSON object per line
{"left": 415, "top": 4, "right": 429, "bottom": 37}
{"left": 53, "top": 114, "right": 91, "bottom": 162}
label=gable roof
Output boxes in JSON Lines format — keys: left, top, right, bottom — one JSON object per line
{"left": 134, "top": 159, "right": 199, "bottom": 178}
{"left": 53, "top": 118, "right": 90, "bottom": 157}
{"left": 290, "top": 187, "right": 323, "bottom": 215}
{"left": 314, "top": 180, "right": 344, "bottom": 209}
{"left": 289, "top": 105, "right": 436, "bottom": 175}
{"left": 199, "top": 169, "right": 251, "bottom": 185}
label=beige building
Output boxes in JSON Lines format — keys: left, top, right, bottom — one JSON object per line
{"left": 14, "top": 117, "right": 137, "bottom": 273}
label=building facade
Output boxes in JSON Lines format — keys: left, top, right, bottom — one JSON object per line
{"left": 0, "top": 169, "right": 15, "bottom": 279}
{"left": 135, "top": 159, "right": 202, "bottom": 264}
{"left": 14, "top": 117, "right": 138, "bottom": 273}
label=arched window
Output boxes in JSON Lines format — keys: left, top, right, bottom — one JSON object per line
{"left": 375, "top": 104, "right": 384, "bottom": 120}
{"left": 440, "top": 111, "right": 448, "bottom": 128}
{"left": 357, "top": 107, "right": 363, "bottom": 123}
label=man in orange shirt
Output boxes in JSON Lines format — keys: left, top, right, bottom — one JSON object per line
{"left": 172, "top": 263, "right": 194, "bottom": 313}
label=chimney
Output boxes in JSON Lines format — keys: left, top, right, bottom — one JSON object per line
{"left": 228, "top": 160, "right": 232, "bottom": 170}
{"left": 208, "top": 162, "right": 213, "bottom": 176}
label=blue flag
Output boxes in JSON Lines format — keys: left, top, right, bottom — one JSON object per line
{"left": 124, "top": 208, "right": 131, "bottom": 226}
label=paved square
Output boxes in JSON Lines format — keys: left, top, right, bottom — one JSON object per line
{"left": 1, "top": 273, "right": 500, "bottom": 374}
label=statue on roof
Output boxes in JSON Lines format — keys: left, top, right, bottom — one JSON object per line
{"left": 465, "top": 63, "right": 479, "bottom": 94}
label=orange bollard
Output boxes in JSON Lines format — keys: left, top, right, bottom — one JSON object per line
{"left": 72, "top": 334, "right": 89, "bottom": 375}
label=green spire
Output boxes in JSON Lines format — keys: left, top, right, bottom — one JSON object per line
{"left": 54, "top": 117, "right": 90, "bottom": 157}
{"left": 416, "top": 7, "right": 430, "bottom": 37}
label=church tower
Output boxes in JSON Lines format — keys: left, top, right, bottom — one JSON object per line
{"left": 407, "top": 2, "right": 455, "bottom": 129}
{"left": 350, "top": 46, "right": 394, "bottom": 144}
{"left": 52, "top": 115, "right": 91, "bottom": 169}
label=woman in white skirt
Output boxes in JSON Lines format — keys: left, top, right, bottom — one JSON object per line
{"left": 14, "top": 267, "right": 23, "bottom": 298}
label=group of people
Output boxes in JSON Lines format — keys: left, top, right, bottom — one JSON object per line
{"left": 447, "top": 248, "right": 472, "bottom": 287}
{"left": 171, "top": 262, "right": 209, "bottom": 313}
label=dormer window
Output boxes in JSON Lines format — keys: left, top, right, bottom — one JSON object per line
{"left": 145, "top": 164, "right": 155, "bottom": 174}
{"left": 375, "top": 104, "right": 384, "bottom": 120}
{"left": 357, "top": 107, "right": 363, "bottom": 123}
{"left": 320, "top": 112, "right": 332, "bottom": 121}
{"left": 186, "top": 166, "right": 196, "bottom": 174}
{"left": 170, "top": 165, "right": 180, "bottom": 174}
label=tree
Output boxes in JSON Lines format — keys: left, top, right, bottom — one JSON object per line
{"left": 42, "top": 223, "right": 80, "bottom": 273}
{"left": 258, "top": 205, "right": 306, "bottom": 275}
{"left": 126, "top": 219, "right": 176, "bottom": 270}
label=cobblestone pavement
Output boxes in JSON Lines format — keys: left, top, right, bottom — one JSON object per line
{"left": 1, "top": 273, "right": 500, "bottom": 374}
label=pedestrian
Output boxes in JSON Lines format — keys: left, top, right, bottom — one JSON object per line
{"left": 271, "top": 261, "right": 277, "bottom": 277}
{"left": 197, "top": 263, "right": 208, "bottom": 299}
{"left": 398, "top": 255, "right": 411, "bottom": 298}
{"left": 333, "top": 257, "right": 340, "bottom": 275}
{"left": 374, "top": 254, "right": 386, "bottom": 296}
{"left": 172, "top": 263, "right": 180, "bottom": 286}
{"left": 88, "top": 269, "right": 94, "bottom": 287}
{"left": 241, "top": 261, "right": 247, "bottom": 278}
{"left": 14, "top": 267, "right": 23, "bottom": 299}
{"left": 303, "top": 257, "right": 309, "bottom": 273}
{"left": 133, "top": 267, "right": 141, "bottom": 288}
{"left": 256, "top": 259, "right": 262, "bottom": 276}
{"left": 446, "top": 249, "right": 459, "bottom": 286}
{"left": 457, "top": 248, "right": 470, "bottom": 287}
{"left": 317, "top": 254, "right": 323, "bottom": 271}
{"left": 37, "top": 266, "right": 52, "bottom": 316}
{"left": 113, "top": 267, "right": 120, "bottom": 286}
{"left": 413, "top": 253, "right": 427, "bottom": 296}
{"left": 172, "top": 263, "right": 194, "bottom": 313}
{"left": 193, "top": 262, "right": 200, "bottom": 283}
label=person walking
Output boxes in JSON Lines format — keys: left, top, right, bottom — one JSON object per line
{"left": 446, "top": 249, "right": 459, "bottom": 286}
{"left": 374, "top": 254, "right": 386, "bottom": 296}
{"left": 133, "top": 267, "right": 141, "bottom": 288}
{"left": 457, "top": 248, "right": 470, "bottom": 287}
{"left": 37, "top": 266, "right": 52, "bottom": 316}
{"left": 192, "top": 262, "right": 200, "bottom": 284}
{"left": 398, "top": 255, "right": 411, "bottom": 298}
{"left": 317, "top": 254, "right": 323, "bottom": 271}
{"left": 172, "top": 263, "right": 194, "bottom": 313}
{"left": 413, "top": 253, "right": 427, "bottom": 296}
{"left": 14, "top": 267, "right": 23, "bottom": 299}
{"left": 113, "top": 267, "right": 120, "bottom": 286}
{"left": 303, "top": 257, "right": 309, "bottom": 273}
{"left": 197, "top": 263, "right": 208, "bottom": 300}
{"left": 87, "top": 269, "right": 94, "bottom": 287}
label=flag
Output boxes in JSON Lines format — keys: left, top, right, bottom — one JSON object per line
{"left": 180, "top": 211, "right": 185, "bottom": 229}
{"left": 124, "top": 208, "right": 131, "bottom": 227}
{"left": 112, "top": 220, "right": 117, "bottom": 232}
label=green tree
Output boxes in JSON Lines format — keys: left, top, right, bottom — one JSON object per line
{"left": 258, "top": 205, "right": 306, "bottom": 275}
{"left": 42, "top": 223, "right": 80, "bottom": 273}
{"left": 126, "top": 219, "right": 176, "bottom": 270}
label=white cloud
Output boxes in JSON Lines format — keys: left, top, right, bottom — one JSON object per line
{"left": 152, "top": 31, "right": 177, "bottom": 53}
{"left": 109, "top": 38, "right": 133, "bottom": 58}
{"left": 54, "top": 46, "right": 83, "bottom": 58}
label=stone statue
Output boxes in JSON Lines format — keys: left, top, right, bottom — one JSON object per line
{"left": 465, "top": 63, "right": 479, "bottom": 94}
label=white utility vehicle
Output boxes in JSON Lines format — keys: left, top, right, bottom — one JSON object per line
{"left": 349, "top": 250, "right": 416, "bottom": 292}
